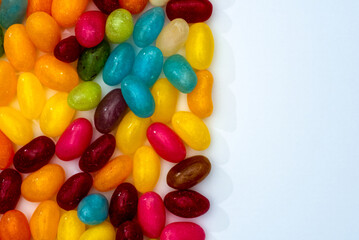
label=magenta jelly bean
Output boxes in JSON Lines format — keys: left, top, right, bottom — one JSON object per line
{"left": 147, "top": 122, "right": 186, "bottom": 163}
{"left": 75, "top": 11, "right": 107, "bottom": 48}
{"left": 55, "top": 118, "right": 93, "bottom": 161}
{"left": 54, "top": 36, "right": 82, "bottom": 63}
{"left": 93, "top": 0, "right": 120, "bottom": 14}
{"left": 166, "top": 0, "right": 213, "bottom": 23}
{"left": 137, "top": 192, "right": 166, "bottom": 238}
{"left": 160, "top": 222, "right": 205, "bottom": 240}
{"left": 116, "top": 221, "right": 143, "bottom": 240}
{"left": 13, "top": 136, "right": 55, "bottom": 173}
{"left": 0, "top": 169, "right": 22, "bottom": 214}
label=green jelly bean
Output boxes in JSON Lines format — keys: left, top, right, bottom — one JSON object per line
{"left": 68, "top": 82, "right": 102, "bottom": 111}
{"left": 0, "top": 28, "right": 4, "bottom": 57}
{"left": 106, "top": 9, "right": 133, "bottom": 43}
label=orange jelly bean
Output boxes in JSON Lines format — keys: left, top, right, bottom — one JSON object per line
{"left": 51, "top": 0, "right": 89, "bottom": 27}
{"left": 0, "top": 210, "right": 31, "bottom": 240}
{"left": 119, "top": 0, "right": 148, "bottom": 14}
{"left": 27, "top": 0, "right": 53, "bottom": 16}
{"left": 0, "top": 130, "right": 14, "bottom": 170}
{"left": 0, "top": 61, "right": 17, "bottom": 106}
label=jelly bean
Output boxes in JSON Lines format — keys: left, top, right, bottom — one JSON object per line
{"left": 77, "top": 193, "right": 109, "bottom": 225}
{"left": 132, "top": 46, "right": 163, "bottom": 87}
{"left": 57, "top": 210, "right": 86, "bottom": 240}
{"left": 160, "top": 222, "right": 205, "bottom": 240}
{"left": 51, "top": 0, "right": 88, "bottom": 27}
{"left": 4, "top": 24, "right": 36, "bottom": 71}
{"left": 13, "top": 136, "right": 55, "bottom": 173}
{"left": 76, "top": 11, "right": 106, "bottom": 48}
{"left": 68, "top": 82, "right": 102, "bottom": 111}
{"left": 26, "top": 12, "right": 60, "bottom": 52}
{"left": 34, "top": 55, "right": 79, "bottom": 92}
{"left": 133, "top": 7, "right": 165, "bottom": 48}
{"left": 0, "top": 107, "right": 33, "bottom": 145}
{"left": 163, "top": 54, "right": 197, "bottom": 93}
{"left": 0, "top": 210, "right": 31, "bottom": 240}
{"left": 93, "top": 0, "right": 120, "bottom": 15}
{"left": 0, "top": 27, "right": 4, "bottom": 57}
{"left": 147, "top": 123, "right": 186, "bottom": 163}
{"left": 133, "top": 146, "right": 161, "bottom": 193}
{"left": 93, "top": 155, "right": 133, "bottom": 192}
{"left": 156, "top": 18, "right": 189, "bottom": 57}
{"left": 0, "top": 130, "right": 14, "bottom": 170}
{"left": 150, "top": 0, "right": 169, "bottom": 7}
{"left": 119, "top": 0, "right": 148, "bottom": 14}
{"left": 116, "top": 111, "right": 151, "bottom": 155}
{"left": 21, "top": 164, "right": 65, "bottom": 202}
{"left": 137, "top": 192, "right": 166, "bottom": 238}
{"left": 27, "top": 0, "right": 52, "bottom": 16}
{"left": 30, "top": 200, "right": 60, "bottom": 240}
{"left": 167, "top": 155, "right": 211, "bottom": 189}
{"left": 106, "top": 9, "right": 133, "bottom": 43}
{"left": 151, "top": 78, "right": 178, "bottom": 123}
{"left": 116, "top": 221, "right": 143, "bottom": 240}
{"left": 103, "top": 43, "right": 135, "bottom": 86}
{"left": 121, "top": 75, "right": 155, "bottom": 118}
{"left": 94, "top": 89, "right": 128, "bottom": 133}
{"left": 166, "top": 0, "right": 213, "bottom": 23}
{"left": 40, "top": 92, "right": 76, "bottom": 137}
{"left": 56, "top": 118, "right": 93, "bottom": 161}
{"left": 17, "top": 72, "right": 46, "bottom": 119}
{"left": 77, "top": 40, "right": 111, "bottom": 81}
{"left": 0, "top": 169, "right": 21, "bottom": 214}
{"left": 57, "top": 172, "right": 93, "bottom": 210}
{"left": 80, "top": 134, "right": 116, "bottom": 172}
{"left": 172, "top": 111, "right": 210, "bottom": 150}
{"left": 0, "top": 0, "right": 27, "bottom": 28}
{"left": 54, "top": 36, "right": 82, "bottom": 63}
{"left": 79, "top": 221, "right": 116, "bottom": 240}
{"left": 186, "top": 22, "right": 214, "bottom": 70}
{"left": 0, "top": 61, "right": 16, "bottom": 106}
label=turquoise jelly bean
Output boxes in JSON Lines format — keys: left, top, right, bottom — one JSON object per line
{"left": 103, "top": 43, "right": 135, "bottom": 86}
{"left": 163, "top": 54, "right": 198, "bottom": 93}
{"left": 77, "top": 193, "right": 109, "bottom": 225}
{"left": 133, "top": 7, "right": 165, "bottom": 48}
{"left": 132, "top": 46, "right": 163, "bottom": 88}
{"left": 121, "top": 75, "right": 155, "bottom": 118}
{"left": 0, "top": 0, "right": 28, "bottom": 29}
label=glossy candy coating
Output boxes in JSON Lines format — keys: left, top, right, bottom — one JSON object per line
{"left": 166, "top": 0, "right": 213, "bottom": 23}
{"left": 27, "top": 0, "right": 53, "bottom": 16}
{"left": 57, "top": 210, "right": 86, "bottom": 240}
{"left": 0, "top": 61, "right": 17, "bottom": 106}
{"left": 79, "top": 221, "right": 116, "bottom": 240}
{"left": 75, "top": 11, "right": 106, "bottom": 48}
{"left": 0, "top": 0, "right": 27, "bottom": 28}
{"left": 0, "top": 210, "right": 31, "bottom": 240}
{"left": 0, "top": 27, "right": 4, "bottom": 57}
{"left": 68, "top": 82, "right": 102, "bottom": 111}
{"left": 0, "top": 130, "right": 14, "bottom": 170}
{"left": 160, "top": 222, "right": 205, "bottom": 240}
{"left": 150, "top": 0, "right": 169, "bottom": 6}
{"left": 93, "top": 0, "right": 120, "bottom": 14}
{"left": 51, "top": 0, "right": 88, "bottom": 27}
{"left": 119, "top": 0, "right": 148, "bottom": 14}
{"left": 116, "top": 221, "right": 143, "bottom": 240}
{"left": 77, "top": 193, "right": 109, "bottom": 225}
{"left": 54, "top": 36, "right": 82, "bottom": 63}
{"left": 0, "top": 169, "right": 21, "bottom": 214}
{"left": 106, "top": 9, "right": 134, "bottom": 43}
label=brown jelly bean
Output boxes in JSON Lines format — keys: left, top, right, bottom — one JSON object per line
{"left": 116, "top": 221, "right": 143, "bottom": 240}
{"left": 54, "top": 36, "right": 83, "bottom": 63}
{"left": 166, "top": 0, "right": 213, "bottom": 23}
{"left": 0, "top": 169, "right": 22, "bottom": 214}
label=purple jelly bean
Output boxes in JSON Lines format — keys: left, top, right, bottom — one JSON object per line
{"left": 54, "top": 36, "right": 83, "bottom": 63}
{"left": 0, "top": 169, "right": 22, "bottom": 214}
{"left": 116, "top": 221, "right": 143, "bottom": 240}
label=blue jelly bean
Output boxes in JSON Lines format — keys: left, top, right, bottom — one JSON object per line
{"left": 77, "top": 193, "right": 109, "bottom": 225}
{"left": 103, "top": 43, "right": 135, "bottom": 86}
{"left": 0, "top": 0, "right": 28, "bottom": 29}
{"left": 133, "top": 7, "right": 165, "bottom": 48}
{"left": 163, "top": 54, "right": 198, "bottom": 93}
{"left": 121, "top": 75, "right": 155, "bottom": 118}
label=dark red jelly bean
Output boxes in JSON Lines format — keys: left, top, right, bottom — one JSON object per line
{"left": 54, "top": 36, "right": 83, "bottom": 63}
{"left": 116, "top": 221, "right": 143, "bottom": 240}
{"left": 109, "top": 183, "right": 138, "bottom": 227}
{"left": 166, "top": 0, "right": 213, "bottom": 23}
{"left": 56, "top": 172, "right": 93, "bottom": 210}
{"left": 79, "top": 134, "right": 116, "bottom": 172}
{"left": 164, "top": 190, "right": 210, "bottom": 218}
{"left": 13, "top": 136, "right": 55, "bottom": 173}
{"left": 0, "top": 169, "right": 22, "bottom": 214}
{"left": 94, "top": 89, "right": 128, "bottom": 134}
{"left": 93, "top": 0, "right": 121, "bottom": 14}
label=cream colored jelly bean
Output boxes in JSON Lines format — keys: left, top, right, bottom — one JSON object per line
{"left": 57, "top": 210, "right": 86, "bottom": 240}
{"left": 150, "top": 0, "right": 169, "bottom": 7}
{"left": 79, "top": 221, "right": 116, "bottom": 240}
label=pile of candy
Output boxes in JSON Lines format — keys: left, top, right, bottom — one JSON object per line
{"left": 0, "top": 0, "right": 215, "bottom": 239}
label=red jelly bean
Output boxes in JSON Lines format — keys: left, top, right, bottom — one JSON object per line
{"left": 54, "top": 36, "right": 82, "bottom": 63}
{"left": 116, "top": 221, "right": 143, "bottom": 240}
{"left": 75, "top": 11, "right": 107, "bottom": 48}
{"left": 160, "top": 222, "right": 205, "bottom": 240}
{"left": 0, "top": 169, "right": 22, "bottom": 214}
{"left": 166, "top": 0, "right": 213, "bottom": 23}
{"left": 93, "top": 0, "right": 121, "bottom": 14}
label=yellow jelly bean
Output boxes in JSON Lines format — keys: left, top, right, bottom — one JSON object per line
{"left": 30, "top": 200, "right": 60, "bottom": 240}
{"left": 79, "top": 221, "right": 116, "bottom": 240}
{"left": 151, "top": 78, "right": 179, "bottom": 123}
{"left": 0, "top": 107, "right": 33, "bottom": 145}
{"left": 116, "top": 111, "right": 151, "bottom": 155}
{"left": 4, "top": 24, "right": 36, "bottom": 71}
{"left": 94, "top": 155, "right": 133, "bottom": 192}
{"left": 172, "top": 111, "right": 211, "bottom": 151}
{"left": 40, "top": 92, "right": 75, "bottom": 137}
{"left": 17, "top": 73, "right": 46, "bottom": 120}
{"left": 21, "top": 164, "right": 65, "bottom": 202}
{"left": 0, "top": 61, "right": 17, "bottom": 106}
{"left": 51, "top": 0, "right": 88, "bottom": 28}
{"left": 57, "top": 210, "right": 86, "bottom": 240}
{"left": 185, "top": 22, "right": 214, "bottom": 70}
{"left": 133, "top": 146, "right": 161, "bottom": 193}
{"left": 187, "top": 70, "right": 214, "bottom": 118}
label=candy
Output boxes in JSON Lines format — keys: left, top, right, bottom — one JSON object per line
{"left": 21, "top": 164, "right": 65, "bottom": 202}
{"left": 57, "top": 172, "right": 93, "bottom": 210}
{"left": 116, "top": 221, "right": 143, "bottom": 240}
{"left": 149, "top": 0, "right": 169, "bottom": 6}
{"left": 0, "top": 130, "right": 14, "bottom": 170}
{"left": 54, "top": 36, "right": 82, "bottom": 63}
{"left": 132, "top": 46, "right": 163, "bottom": 87}
{"left": 119, "top": 0, "right": 148, "bottom": 14}
{"left": 79, "top": 221, "right": 116, "bottom": 240}
{"left": 0, "top": 27, "right": 4, "bottom": 56}
{"left": 75, "top": 11, "right": 106, "bottom": 48}
{"left": 0, "top": 60, "right": 17, "bottom": 106}
{"left": 93, "top": 0, "right": 120, "bottom": 14}
{"left": 133, "top": 7, "right": 165, "bottom": 47}
{"left": 40, "top": 92, "right": 76, "bottom": 137}
{"left": 160, "top": 222, "right": 205, "bottom": 240}
{"left": 77, "top": 193, "right": 109, "bottom": 225}
{"left": 0, "top": 0, "right": 27, "bottom": 28}
{"left": 27, "top": 0, "right": 53, "bottom": 16}
{"left": 172, "top": 111, "right": 210, "bottom": 150}
{"left": 51, "top": 0, "right": 88, "bottom": 27}
{"left": 156, "top": 18, "right": 189, "bottom": 57}
{"left": 137, "top": 192, "right": 166, "bottom": 238}
{"left": 121, "top": 75, "right": 155, "bottom": 118}
{"left": 109, "top": 183, "right": 138, "bottom": 227}
{"left": 0, "top": 210, "right": 31, "bottom": 240}
{"left": 93, "top": 155, "right": 133, "bottom": 192}
{"left": 79, "top": 134, "right": 116, "bottom": 172}
{"left": 57, "top": 210, "right": 86, "bottom": 240}
{"left": 106, "top": 9, "right": 134, "bottom": 43}
{"left": 0, "top": 169, "right": 21, "bottom": 214}
{"left": 166, "top": 0, "right": 213, "bottom": 23}
{"left": 163, "top": 54, "right": 197, "bottom": 93}
{"left": 68, "top": 82, "right": 102, "bottom": 111}
{"left": 13, "top": 136, "right": 55, "bottom": 173}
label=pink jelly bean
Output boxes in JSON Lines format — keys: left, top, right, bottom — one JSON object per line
{"left": 75, "top": 11, "right": 106, "bottom": 48}
{"left": 55, "top": 118, "right": 93, "bottom": 161}
{"left": 147, "top": 123, "right": 186, "bottom": 163}
{"left": 160, "top": 222, "right": 205, "bottom": 240}
{"left": 137, "top": 192, "right": 166, "bottom": 238}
